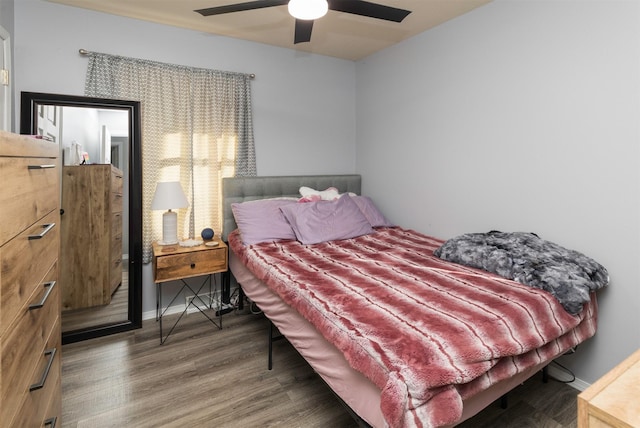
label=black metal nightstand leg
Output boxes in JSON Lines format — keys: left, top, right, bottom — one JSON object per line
{"left": 222, "top": 270, "right": 230, "bottom": 304}
{"left": 157, "top": 274, "right": 222, "bottom": 345}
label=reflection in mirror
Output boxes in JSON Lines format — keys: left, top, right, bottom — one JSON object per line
{"left": 20, "top": 92, "right": 142, "bottom": 344}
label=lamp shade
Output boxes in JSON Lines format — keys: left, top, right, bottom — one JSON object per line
{"left": 288, "top": 0, "right": 328, "bottom": 20}
{"left": 151, "top": 181, "right": 189, "bottom": 211}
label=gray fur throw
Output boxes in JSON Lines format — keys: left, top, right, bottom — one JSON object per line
{"left": 433, "top": 231, "right": 609, "bottom": 315}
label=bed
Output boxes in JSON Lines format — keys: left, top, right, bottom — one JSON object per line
{"left": 222, "top": 174, "right": 604, "bottom": 428}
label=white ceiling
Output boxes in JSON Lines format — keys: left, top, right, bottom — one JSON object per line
{"left": 44, "top": 0, "right": 492, "bottom": 61}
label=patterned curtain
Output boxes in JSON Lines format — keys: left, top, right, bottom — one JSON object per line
{"left": 85, "top": 51, "right": 256, "bottom": 263}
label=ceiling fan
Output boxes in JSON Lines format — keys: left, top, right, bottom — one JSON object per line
{"left": 194, "top": 0, "right": 412, "bottom": 44}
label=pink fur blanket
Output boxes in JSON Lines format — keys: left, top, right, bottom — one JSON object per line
{"left": 229, "top": 227, "right": 598, "bottom": 427}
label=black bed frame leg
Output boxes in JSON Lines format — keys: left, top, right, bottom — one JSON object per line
{"left": 498, "top": 366, "right": 548, "bottom": 410}
{"left": 500, "top": 394, "right": 508, "bottom": 409}
{"left": 268, "top": 321, "right": 274, "bottom": 370}
{"left": 238, "top": 287, "right": 245, "bottom": 311}
{"left": 267, "top": 320, "right": 286, "bottom": 371}
{"left": 222, "top": 270, "right": 231, "bottom": 304}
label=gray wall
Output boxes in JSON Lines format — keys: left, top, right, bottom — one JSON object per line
{"left": 13, "top": 0, "right": 357, "bottom": 317}
{"left": 356, "top": 0, "right": 640, "bottom": 385}
{"left": 0, "top": 1, "right": 13, "bottom": 36}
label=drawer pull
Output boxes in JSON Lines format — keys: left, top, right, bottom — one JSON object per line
{"left": 27, "top": 164, "right": 56, "bottom": 170}
{"left": 29, "top": 281, "right": 56, "bottom": 310}
{"left": 28, "top": 223, "right": 56, "bottom": 240}
{"left": 30, "top": 348, "right": 56, "bottom": 391}
{"left": 190, "top": 263, "right": 196, "bottom": 269}
{"left": 44, "top": 417, "right": 57, "bottom": 428}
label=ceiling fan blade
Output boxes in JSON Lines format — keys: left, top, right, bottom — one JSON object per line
{"left": 328, "top": 0, "right": 411, "bottom": 23}
{"left": 195, "top": 0, "right": 288, "bottom": 17}
{"left": 294, "top": 19, "right": 314, "bottom": 44}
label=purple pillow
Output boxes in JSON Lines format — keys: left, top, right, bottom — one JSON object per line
{"left": 351, "top": 195, "right": 394, "bottom": 227}
{"left": 279, "top": 194, "right": 373, "bottom": 245}
{"left": 231, "top": 198, "right": 298, "bottom": 245}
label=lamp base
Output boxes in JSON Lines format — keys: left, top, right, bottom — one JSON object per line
{"left": 157, "top": 240, "right": 179, "bottom": 246}
{"left": 161, "top": 210, "right": 179, "bottom": 245}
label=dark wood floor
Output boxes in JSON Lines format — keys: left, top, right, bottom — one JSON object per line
{"left": 62, "top": 266, "right": 129, "bottom": 332}
{"left": 61, "top": 307, "right": 580, "bottom": 427}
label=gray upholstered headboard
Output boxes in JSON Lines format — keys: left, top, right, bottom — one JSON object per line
{"left": 221, "top": 174, "right": 361, "bottom": 241}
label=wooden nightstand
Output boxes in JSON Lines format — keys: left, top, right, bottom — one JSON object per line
{"left": 152, "top": 239, "right": 228, "bottom": 344}
{"left": 577, "top": 348, "right": 640, "bottom": 427}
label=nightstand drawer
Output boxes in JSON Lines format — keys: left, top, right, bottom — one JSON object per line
{"left": 154, "top": 247, "right": 227, "bottom": 282}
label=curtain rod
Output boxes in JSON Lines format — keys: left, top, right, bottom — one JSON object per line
{"left": 78, "top": 48, "right": 256, "bottom": 79}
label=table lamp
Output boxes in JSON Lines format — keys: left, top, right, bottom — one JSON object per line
{"left": 151, "top": 181, "right": 189, "bottom": 245}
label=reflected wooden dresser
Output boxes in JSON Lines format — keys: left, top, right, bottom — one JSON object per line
{"left": 60, "top": 164, "right": 124, "bottom": 310}
{"left": 577, "top": 348, "right": 640, "bottom": 427}
{"left": 0, "top": 130, "right": 61, "bottom": 427}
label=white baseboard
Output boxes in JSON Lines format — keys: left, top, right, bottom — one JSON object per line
{"left": 143, "top": 301, "right": 218, "bottom": 320}
{"left": 547, "top": 364, "right": 590, "bottom": 391}
{"left": 143, "top": 304, "right": 184, "bottom": 321}
{"left": 144, "top": 288, "right": 238, "bottom": 321}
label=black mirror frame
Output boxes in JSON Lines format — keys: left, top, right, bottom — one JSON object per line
{"left": 20, "top": 91, "right": 143, "bottom": 344}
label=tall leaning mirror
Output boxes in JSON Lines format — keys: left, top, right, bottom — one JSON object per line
{"left": 20, "top": 92, "right": 142, "bottom": 344}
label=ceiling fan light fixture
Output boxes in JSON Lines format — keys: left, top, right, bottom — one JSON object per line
{"left": 288, "top": 0, "right": 328, "bottom": 20}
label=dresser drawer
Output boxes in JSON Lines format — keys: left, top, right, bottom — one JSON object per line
{"left": 42, "top": 384, "right": 62, "bottom": 428}
{"left": 111, "top": 191, "right": 123, "bottom": 213}
{"left": 0, "top": 157, "right": 58, "bottom": 245}
{"left": 6, "top": 320, "right": 61, "bottom": 428}
{"left": 0, "top": 133, "right": 58, "bottom": 158}
{"left": 112, "top": 211, "right": 123, "bottom": 236}
{"left": 112, "top": 231, "right": 123, "bottom": 255}
{"left": 111, "top": 166, "right": 124, "bottom": 213}
{"left": 1, "top": 264, "right": 59, "bottom": 425}
{"left": 111, "top": 167, "right": 123, "bottom": 193}
{"left": 1, "top": 210, "right": 59, "bottom": 334}
{"left": 154, "top": 246, "right": 227, "bottom": 282}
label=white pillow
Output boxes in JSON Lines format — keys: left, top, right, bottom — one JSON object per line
{"left": 299, "top": 186, "right": 341, "bottom": 201}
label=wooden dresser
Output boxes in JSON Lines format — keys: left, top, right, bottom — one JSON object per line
{"left": 0, "top": 130, "right": 61, "bottom": 427}
{"left": 577, "top": 348, "right": 640, "bottom": 427}
{"left": 60, "top": 164, "right": 124, "bottom": 310}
